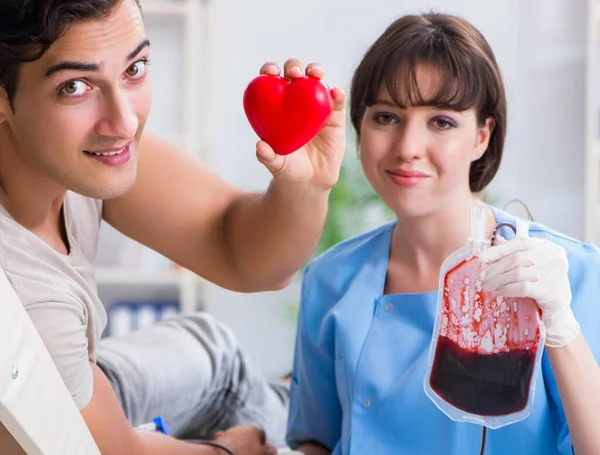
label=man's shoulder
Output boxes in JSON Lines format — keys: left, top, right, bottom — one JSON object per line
{"left": 0, "top": 194, "right": 104, "bottom": 411}
{"left": 0, "top": 192, "right": 104, "bottom": 309}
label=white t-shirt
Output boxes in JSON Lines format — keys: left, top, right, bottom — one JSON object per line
{"left": 0, "top": 191, "right": 107, "bottom": 409}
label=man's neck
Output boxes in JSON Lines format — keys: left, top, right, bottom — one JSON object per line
{"left": 0, "top": 132, "right": 69, "bottom": 251}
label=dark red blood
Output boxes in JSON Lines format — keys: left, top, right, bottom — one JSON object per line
{"left": 429, "top": 257, "right": 542, "bottom": 416}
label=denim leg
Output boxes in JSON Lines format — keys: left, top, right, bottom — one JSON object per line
{"left": 96, "top": 312, "right": 289, "bottom": 446}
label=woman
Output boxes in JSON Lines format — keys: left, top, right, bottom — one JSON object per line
{"left": 285, "top": 12, "right": 600, "bottom": 455}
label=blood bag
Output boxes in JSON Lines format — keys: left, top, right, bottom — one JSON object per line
{"left": 423, "top": 205, "right": 545, "bottom": 429}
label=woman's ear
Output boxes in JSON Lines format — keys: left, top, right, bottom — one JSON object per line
{"left": 473, "top": 116, "right": 496, "bottom": 161}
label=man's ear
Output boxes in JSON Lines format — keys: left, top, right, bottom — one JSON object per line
{"left": 0, "top": 88, "right": 9, "bottom": 123}
{"left": 473, "top": 116, "right": 496, "bottom": 161}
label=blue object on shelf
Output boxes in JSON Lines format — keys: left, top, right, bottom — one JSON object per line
{"left": 158, "top": 300, "right": 180, "bottom": 320}
{"left": 107, "top": 299, "right": 181, "bottom": 336}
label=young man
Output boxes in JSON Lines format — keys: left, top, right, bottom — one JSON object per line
{"left": 0, "top": 0, "right": 346, "bottom": 454}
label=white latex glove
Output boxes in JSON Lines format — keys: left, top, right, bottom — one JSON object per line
{"left": 478, "top": 234, "right": 580, "bottom": 348}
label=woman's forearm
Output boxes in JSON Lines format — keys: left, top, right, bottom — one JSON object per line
{"left": 547, "top": 333, "right": 600, "bottom": 455}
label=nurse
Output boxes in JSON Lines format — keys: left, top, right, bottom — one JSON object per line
{"left": 286, "top": 12, "right": 600, "bottom": 455}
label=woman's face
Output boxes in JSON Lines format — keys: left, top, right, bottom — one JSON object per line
{"left": 359, "top": 68, "right": 494, "bottom": 220}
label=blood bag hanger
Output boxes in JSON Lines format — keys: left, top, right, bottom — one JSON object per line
{"left": 502, "top": 198, "right": 534, "bottom": 221}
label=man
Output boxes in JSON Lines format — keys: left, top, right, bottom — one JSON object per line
{"left": 0, "top": 0, "right": 346, "bottom": 453}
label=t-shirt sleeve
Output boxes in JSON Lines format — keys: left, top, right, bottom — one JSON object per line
{"left": 542, "top": 240, "right": 600, "bottom": 454}
{"left": 26, "top": 301, "right": 93, "bottom": 410}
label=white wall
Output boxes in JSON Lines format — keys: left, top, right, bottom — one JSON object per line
{"left": 98, "top": 0, "right": 588, "bottom": 378}
{"left": 487, "top": 1, "right": 586, "bottom": 235}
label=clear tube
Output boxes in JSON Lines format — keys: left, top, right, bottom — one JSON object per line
{"left": 468, "top": 204, "right": 490, "bottom": 252}
{"left": 516, "top": 218, "right": 529, "bottom": 238}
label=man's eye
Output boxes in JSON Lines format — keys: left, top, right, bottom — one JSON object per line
{"left": 59, "top": 80, "right": 89, "bottom": 97}
{"left": 125, "top": 60, "right": 150, "bottom": 79}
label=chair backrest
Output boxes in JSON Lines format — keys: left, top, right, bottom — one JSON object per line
{"left": 0, "top": 267, "right": 101, "bottom": 455}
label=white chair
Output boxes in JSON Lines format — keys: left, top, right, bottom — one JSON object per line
{"left": 0, "top": 267, "right": 100, "bottom": 455}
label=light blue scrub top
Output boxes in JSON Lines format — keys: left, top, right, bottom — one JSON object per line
{"left": 287, "top": 207, "right": 600, "bottom": 454}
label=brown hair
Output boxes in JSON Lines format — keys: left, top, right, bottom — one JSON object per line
{"left": 0, "top": 0, "right": 140, "bottom": 109}
{"left": 350, "top": 13, "right": 507, "bottom": 192}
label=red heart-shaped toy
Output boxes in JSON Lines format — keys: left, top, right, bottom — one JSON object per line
{"left": 243, "top": 75, "right": 334, "bottom": 155}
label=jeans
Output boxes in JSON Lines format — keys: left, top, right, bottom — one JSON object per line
{"left": 96, "top": 312, "right": 290, "bottom": 447}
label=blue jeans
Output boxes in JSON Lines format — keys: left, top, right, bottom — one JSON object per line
{"left": 96, "top": 312, "right": 289, "bottom": 447}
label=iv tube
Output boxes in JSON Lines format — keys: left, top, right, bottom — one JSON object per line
{"left": 468, "top": 204, "right": 490, "bottom": 246}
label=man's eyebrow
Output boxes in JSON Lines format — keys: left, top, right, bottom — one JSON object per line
{"left": 127, "top": 38, "right": 151, "bottom": 61}
{"left": 45, "top": 61, "right": 99, "bottom": 78}
{"left": 44, "top": 39, "right": 151, "bottom": 78}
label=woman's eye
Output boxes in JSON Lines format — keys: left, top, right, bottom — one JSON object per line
{"left": 125, "top": 60, "right": 149, "bottom": 79}
{"left": 433, "top": 117, "right": 456, "bottom": 130}
{"left": 59, "top": 80, "right": 89, "bottom": 97}
{"left": 373, "top": 112, "right": 397, "bottom": 124}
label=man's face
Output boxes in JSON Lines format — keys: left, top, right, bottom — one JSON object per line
{"left": 0, "top": 0, "right": 152, "bottom": 199}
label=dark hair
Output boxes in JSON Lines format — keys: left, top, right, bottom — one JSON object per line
{"left": 0, "top": 0, "right": 140, "bottom": 109}
{"left": 350, "top": 13, "right": 507, "bottom": 193}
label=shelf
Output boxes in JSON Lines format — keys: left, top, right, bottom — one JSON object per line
{"left": 140, "top": 0, "right": 189, "bottom": 16}
{"left": 95, "top": 267, "right": 203, "bottom": 314}
{"left": 95, "top": 267, "right": 187, "bottom": 286}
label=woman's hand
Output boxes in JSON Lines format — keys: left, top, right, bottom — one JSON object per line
{"left": 479, "top": 235, "right": 580, "bottom": 347}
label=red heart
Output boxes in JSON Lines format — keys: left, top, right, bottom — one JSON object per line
{"left": 243, "top": 75, "right": 334, "bottom": 155}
